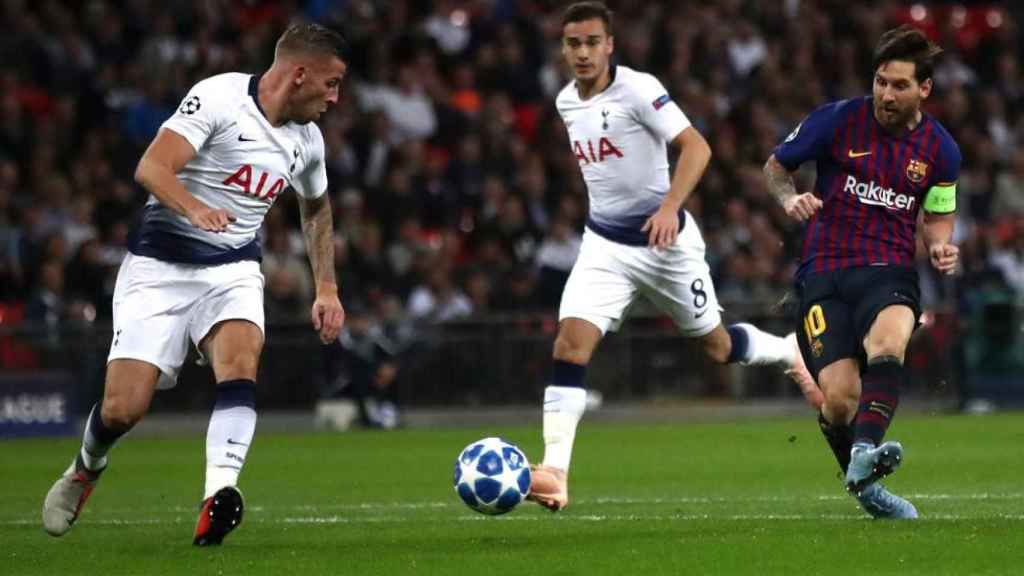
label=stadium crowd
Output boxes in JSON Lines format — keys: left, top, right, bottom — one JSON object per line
{"left": 0, "top": 1, "right": 1021, "bottom": 366}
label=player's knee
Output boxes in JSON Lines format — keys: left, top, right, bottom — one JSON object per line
{"left": 863, "top": 332, "right": 907, "bottom": 362}
{"left": 219, "top": 349, "right": 260, "bottom": 380}
{"left": 100, "top": 396, "right": 145, "bottom": 431}
{"left": 552, "top": 335, "right": 592, "bottom": 366}
{"left": 702, "top": 336, "right": 732, "bottom": 365}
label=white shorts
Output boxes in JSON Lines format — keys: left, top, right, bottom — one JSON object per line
{"left": 558, "top": 211, "right": 722, "bottom": 336}
{"left": 107, "top": 253, "right": 265, "bottom": 389}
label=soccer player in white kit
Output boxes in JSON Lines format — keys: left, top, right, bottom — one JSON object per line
{"left": 527, "top": 2, "right": 820, "bottom": 512}
{"left": 42, "top": 24, "right": 348, "bottom": 545}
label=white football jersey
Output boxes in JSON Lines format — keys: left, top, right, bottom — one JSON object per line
{"left": 132, "top": 73, "right": 326, "bottom": 264}
{"left": 556, "top": 65, "right": 690, "bottom": 245}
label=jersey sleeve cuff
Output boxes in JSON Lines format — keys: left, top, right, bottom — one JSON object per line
{"left": 160, "top": 123, "right": 204, "bottom": 154}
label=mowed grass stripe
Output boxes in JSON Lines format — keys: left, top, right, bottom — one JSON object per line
{"left": 2, "top": 413, "right": 1024, "bottom": 575}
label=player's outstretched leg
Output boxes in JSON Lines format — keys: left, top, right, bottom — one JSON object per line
{"left": 194, "top": 379, "right": 256, "bottom": 546}
{"left": 721, "top": 323, "right": 796, "bottom": 367}
{"left": 42, "top": 403, "right": 129, "bottom": 536}
{"left": 707, "top": 323, "right": 820, "bottom": 404}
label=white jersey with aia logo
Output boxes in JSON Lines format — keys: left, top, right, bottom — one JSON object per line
{"left": 132, "top": 72, "right": 327, "bottom": 264}
{"left": 555, "top": 65, "right": 722, "bottom": 336}
{"left": 556, "top": 65, "right": 690, "bottom": 245}
{"left": 111, "top": 72, "right": 327, "bottom": 389}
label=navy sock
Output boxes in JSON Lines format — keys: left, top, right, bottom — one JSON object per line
{"left": 725, "top": 324, "right": 750, "bottom": 364}
{"left": 88, "top": 402, "right": 128, "bottom": 441}
{"left": 215, "top": 379, "right": 257, "bottom": 409}
{"left": 818, "top": 413, "right": 855, "bottom": 474}
{"left": 854, "top": 358, "right": 903, "bottom": 446}
{"left": 78, "top": 402, "right": 129, "bottom": 473}
{"left": 551, "top": 360, "right": 585, "bottom": 388}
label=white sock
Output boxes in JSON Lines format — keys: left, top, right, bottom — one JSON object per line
{"left": 204, "top": 384, "right": 257, "bottom": 499}
{"left": 541, "top": 386, "right": 587, "bottom": 472}
{"left": 731, "top": 323, "right": 795, "bottom": 366}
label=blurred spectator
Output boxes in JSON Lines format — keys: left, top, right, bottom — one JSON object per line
{"left": 463, "top": 266, "right": 493, "bottom": 315}
{"left": 407, "top": 259, "right": 472, "bottom": 324}
{"left": 64, "top": 238, "right": 113, "bottom": 320}
{"left": 24, "top": 258, "right": 65, "bottom": 330}
{"left": 990, "top": 227, "right": 1024, "bottom": 296}
{"left": 493, "top": 264, "right": 539, "bottom": 312}
{"left": 992, "top": 149, "right": 1024, "bottom": 218}
{"left": 387, "top": 214, "right": 430, "bottom": 294}
{"left": 360, "top": 63, "right": 437, "bottom": 145}
{"left": 263, "top": 223, "right": 313, "bottom": 323}
{"left": 64, "top": 195, "right": 99, "bottom": 258}
{"left": 0, "top": 185, "right": 20, "bottom": 299}
{"left": 323, "top": 302, "right": 401, "bottom": 429}
{"left": 0, "top": 0, "right": 1019, "bottom": 337}
{"left": 535, "top": 216, "right": 581, "bottom": 308}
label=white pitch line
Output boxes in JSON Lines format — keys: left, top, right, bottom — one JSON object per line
{"left": 4, "top": 493, "right": 1023, "bottom": 526}
{"left": 7, "top": 512, "right": 1024, "bottom": 527}
{"left": 586, "top": 493, "right": 1024, "bottom": 505}
{"left": 17, "top": 492, "right": 1019, "bottom": 517}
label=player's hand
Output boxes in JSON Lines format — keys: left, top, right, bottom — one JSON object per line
{"left": 782, "top": 193, "right": 823, "bottom": 222}
{"left": 311, "top": 288, "right": 345, "bottom": 344}
{"left": 929, "top": 243, "right": 959, "bottom": 275}
{"left": 641, "top": 205, "right": 680, "bottom": 249}
{"left": 187, "top": 205, "right": 236, "bottom": 233}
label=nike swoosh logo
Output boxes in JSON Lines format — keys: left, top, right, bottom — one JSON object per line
{"left": 226, "top": 438, "right": 250, "bottom": 446}
{"left": 238, "top": 135, "right": 257, "bottom": 142}
{"left": 695, "top": 309, "right": 708, "bottom": 319}
{"left": 848, "top": 150, "right": 872, "bottom": 158}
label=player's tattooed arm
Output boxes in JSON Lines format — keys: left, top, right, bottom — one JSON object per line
{"left": 299, "top": 194, "right": 336, "bottom": 287}
{"left": 764, "top": 155, "right": 822, "bottom": 222}
{"left": 299, "top": 194, "right": 345, "bottom": 342}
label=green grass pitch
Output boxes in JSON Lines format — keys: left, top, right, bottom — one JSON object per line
{"left": 2, "top": 413, "right": 1023, "bottom": 575}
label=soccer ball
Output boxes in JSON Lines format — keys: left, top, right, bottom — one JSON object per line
{"left": 453, "top": 437, "right": 531, "bottom": 515}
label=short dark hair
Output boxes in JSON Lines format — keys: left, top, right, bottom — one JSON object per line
{"left": 872, "top": 25, "right": 943, "bottom": 83}
{"left": 562, "top": 1, "right": 614, "bottom": 36}
{"left": 276, "top": 23, "right": 349, "bottom": 62}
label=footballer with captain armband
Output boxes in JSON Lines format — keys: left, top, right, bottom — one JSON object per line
{"left": 42, "top": 23, "right": 348, "bottom": 545}
{"left": 527, "top": 1, "right": 820, "bottom": 512}
{"left": 764, "top": 25, "right": 961, "bottom": 519}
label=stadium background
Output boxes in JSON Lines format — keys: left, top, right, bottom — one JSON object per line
{"left": 1, "top": 0, "right": 1023, "bottom": 433}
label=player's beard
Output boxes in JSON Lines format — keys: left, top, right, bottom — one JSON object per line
{"left": 875, "top": 101, "right": 913, "bottom": 131}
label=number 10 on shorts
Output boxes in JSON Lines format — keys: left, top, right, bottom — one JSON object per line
{"left": 804, "top": 304, "right": 826, "bottom": 341}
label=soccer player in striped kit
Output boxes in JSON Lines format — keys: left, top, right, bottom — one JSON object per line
{"left": 764, "top": 25, "right": 960, "bottom": 519}
{"left": 528, "top": 2, "right": 819, "bottom": 512}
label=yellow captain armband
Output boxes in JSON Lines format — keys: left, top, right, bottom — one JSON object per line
{"left": 924, "top": 182, "right": 956, "bottom": 213}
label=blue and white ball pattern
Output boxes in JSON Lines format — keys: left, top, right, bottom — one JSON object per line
{"left": 453, "top": 437, "right": 531, "bottom": 515}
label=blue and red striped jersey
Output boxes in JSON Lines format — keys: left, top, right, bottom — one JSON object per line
{"left": 774, "top": 96, "right": 961, "bottom": 279}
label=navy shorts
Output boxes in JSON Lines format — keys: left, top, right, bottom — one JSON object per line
{"left": 794, "top": 265, "right": 920, "bottom": 381}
